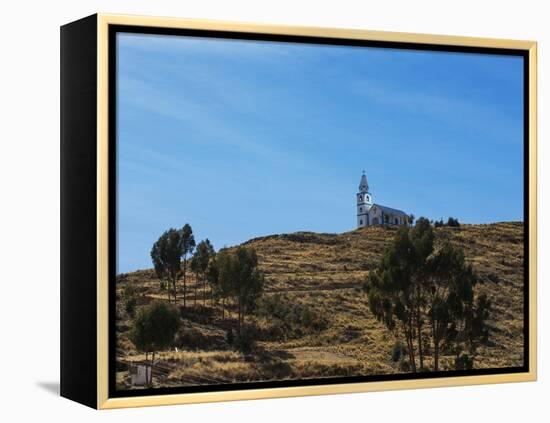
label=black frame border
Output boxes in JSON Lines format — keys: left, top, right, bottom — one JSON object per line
{"left": 107, "top": 24, "right": 530, "bottom": 399}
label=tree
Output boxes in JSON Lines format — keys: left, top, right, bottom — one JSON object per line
{"left": 428, "top": 243, "right": 489, "bottom": 370}
{"left": 447, "top": 217, "right": 460, "bottom": 227}
{"left": 151, "top": 228, "right": 184, "bottom": 302}
{"left": 233, "top": 247, "right": 264, "bottom": 333}
{"left": 426, "top": 242, "right": 470, "bottom": 370}
{"left": 190, "top": 253, "right": 200, "bottom": 307}
{"left": 409, "top": 217, "right": 435, "bottom": 370}
{"left": 130, "top": 301, "right": 180, "bottom": 386}
{"left": 203, "top": 240, "right": 215, "bottom": 305}
{"left": 365, "top": 218, "right": 435, "bottom": 371}
{"left": 463, "top": 293, "right": 491, "bottom": 366}
{"left": 214, "top": 249, "right": 239, "bottom": 321}
{"left": 180, "top": 224, "right": 196, "bottom": 308}
{"left": 365, "top": 217, "right": 489, "bottom": 373}
{"left": 206, "top": 253, "right": 225, "bottom": 318}
{"left": 408, "top": 213, "right": 415, "bottom": 227}
{"left": 194, "top": 239, "right": 215, "bottom": 306}
{"left": 212, "top": 247, "right": 264, "bottom": 333}
{"left": 364, "top": 226, "right": 420, "bottom": 372}
{"left": 123, "top": 284, "right": 137, "bottom": 317}
{"left": 446, "top": 293, "right": 490, "bottom": 370}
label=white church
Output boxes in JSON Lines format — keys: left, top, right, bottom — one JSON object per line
{"left": 356, "top": 171, "right": 409, "bottom": 228}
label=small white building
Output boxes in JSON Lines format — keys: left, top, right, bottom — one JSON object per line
{"left": 129, "top": 363, "right": 152, "bottom": 386}
{"left": 356, "top": 171, "right": 409, "bottom": 228}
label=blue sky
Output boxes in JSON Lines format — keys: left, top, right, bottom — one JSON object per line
{"left": 116, "top": 32, "right": 524, "bottom": 273}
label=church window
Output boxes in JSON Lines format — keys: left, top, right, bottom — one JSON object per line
{"left": 360, "top": 219, "right": 363, "bottom": 225}
{"left": 360, "top": 207, "right": 363, "bottom": 212}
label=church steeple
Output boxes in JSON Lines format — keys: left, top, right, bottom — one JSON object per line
{"left": 356, "top": 171, "right": 373, "bottom": 228}
{"left": 359, "top": 170, "right": 369, "bottom": 193}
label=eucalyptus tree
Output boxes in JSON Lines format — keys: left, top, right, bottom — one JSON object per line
{"left": 231, "top": 247, "right": 265, "bottom": 334}
{"left": 197, "top": 239, "right": 215, "bottom": 305}
{"left": 180, "top": 224, "right": 196, "bottom": 308}
{"left": 364, "top": 226, "right": 420, "bottom": 372}
{"left": 427, "top": 242, "right": 489, "bottom": 370}
{"left": 190, "top": 253, "right": 201, "bottom": 307}
{"left": 208, "top": 250, "right": 230, "bottom": 320}
{"left": 130, "top": 301, "right": 181, "bottom": 386}
{"left": 364, "top": 217, "right": 490, "bottom": 372}
{"left": 409, "top": 217, "right": 435, "bottom": 369}
{"left": 151, "top": 228, "right": 184, "bottom": 302}
{"left": 208, "top": 246, "right": 264, "bottom": 330}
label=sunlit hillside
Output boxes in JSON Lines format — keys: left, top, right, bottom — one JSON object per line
{"left": 115, "top": 222, "right": 524, "bottom": 389}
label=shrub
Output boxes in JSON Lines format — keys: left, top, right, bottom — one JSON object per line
{"left": 174, "top": 326, "right": 224, "bottom": 350}
{"left": 123, "top": 284, "right": 137, "bottom": 317}
{"left": 226, "top": 327, "right": 234, "bottom": 345}
{"left": 255, "top": 294, "right": 328, "bottom": 338}
{"left": 399, "top": 359, "right": 411, "bottom": 372}
{"left": 130, "top": 301, "right": 181, "bottom": 354}
{"left": 391, "top": 341, "right": 406, "bottom": 362}
{"left": 123, "top": 284, "right": 137, "bottom": 299}
{"left": 235, "top": 324, "right": 257, "bottom": 353}
{"left": 455, "top": 353, "right": 474, "bottom": 370}
{"left": 447, "top": 217, "right": 460, "bottom": 227}
{"left": 125, "top": 296, "right": 137, "bottom": 317}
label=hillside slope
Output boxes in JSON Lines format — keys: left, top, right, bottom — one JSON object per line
{"left": 116, "top": 222, "right": 524, "bottom": 388}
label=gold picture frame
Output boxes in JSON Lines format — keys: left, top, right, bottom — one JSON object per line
{"left": 60, "top": 13, "right": 537, "bottom": 409}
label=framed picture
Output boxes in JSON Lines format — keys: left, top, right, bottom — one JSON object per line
{"left": 60, "top": 14, "right": 537, "bottom": 409}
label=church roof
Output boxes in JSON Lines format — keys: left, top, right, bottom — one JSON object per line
{"left": 374, "top": 204, "right": 408, "bottom": 217}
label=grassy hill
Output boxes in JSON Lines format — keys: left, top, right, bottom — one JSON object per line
{"left": 115, "top": 222, "right": 524, "bottom": 389}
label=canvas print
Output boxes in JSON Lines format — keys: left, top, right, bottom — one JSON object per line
{"left": 113, "top": 32, "right": 526, "bottom": 391}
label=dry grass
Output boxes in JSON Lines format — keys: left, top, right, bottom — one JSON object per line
{"left": 116, "top": 222, "right": 524, "bottom": 389}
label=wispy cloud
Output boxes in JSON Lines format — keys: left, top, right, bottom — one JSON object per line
{"left": 350, "top": 78, "right": 522, "bottom": 144}
{"left": 118, "top": 75, "right": 315, "bottom": 171}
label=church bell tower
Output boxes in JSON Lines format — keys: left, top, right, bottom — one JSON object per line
{"left": 357, "top": 171, "right": 373, "bottom": 228}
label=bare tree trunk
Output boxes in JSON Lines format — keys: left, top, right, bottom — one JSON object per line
{"left": 413, "top": 282, "right": 424, "bottom": 371}
{"left": 236, "top": 298, "right": 241, "bottom": 335}
{"left": 405, "top": 321, "right": 417, "bottom": 373}
{"left": 194, "top": 271, "right": 198, "bottom": 307}
{"left": 416, "top": 309, "right": 424, "bottom": 370}
{"left": 203, "top": 275, "right": 207, "bottom": 306}
{"left": 434, "top": 341, "right": 439, "bottom": 371}
{"left": 170, "top": 272, "right": 178, "bottom": 303}
{"left": 432, "top": 321, "right": 440, "bottom": 372}
{"left": 182, "top": 256, "right": 187, "bottom": 308}
{"left": 405, "top": 335, "right": 414, "bottom": 371}
{"left": 434, "top": 331, "right": 440, "bottom": 371}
